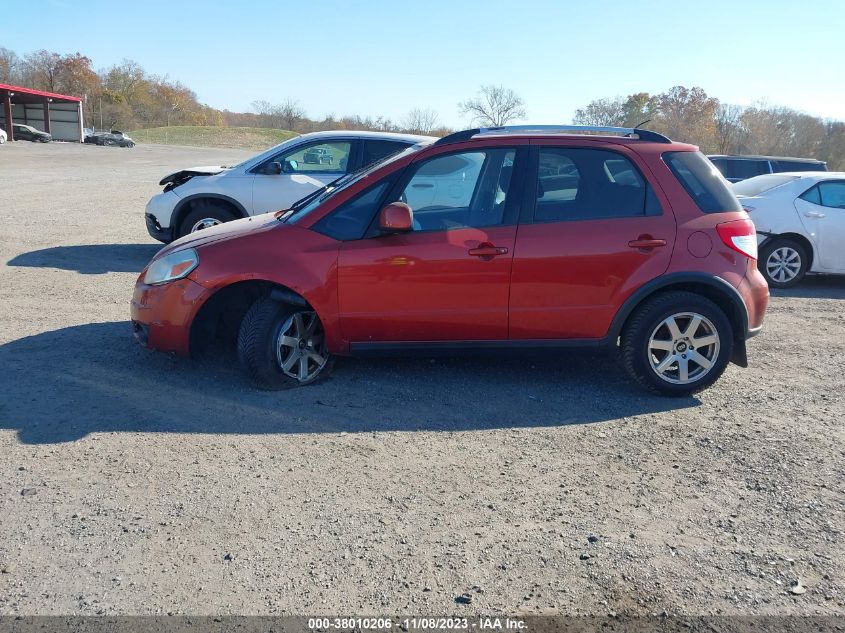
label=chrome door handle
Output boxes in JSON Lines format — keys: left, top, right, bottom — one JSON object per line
{"left": 804, "top": 211, "right": 825, "bottom": 218}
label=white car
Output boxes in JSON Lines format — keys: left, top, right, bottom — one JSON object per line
{"left": 145, "top": 130, "right": 435, "bottom": 243}
{"left": 733, "top": 172, "right": 845, "bottom": 287}
{"left": 0, "top": 128, "right": 6, "bottom": 144}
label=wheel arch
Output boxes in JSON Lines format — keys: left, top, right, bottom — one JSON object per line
{"left": 172, "top": 194, "right": 249, "bottom": 237}
{"left": 609, "top": 273, "right": 750, "bottom": 367}
{"left": 760, "top": 232, "right": 815, "bottom": 270}
{"left": 188, "top": 279, "right": 315, "bottom": 357}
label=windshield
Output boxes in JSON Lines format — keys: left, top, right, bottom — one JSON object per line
{"left": 732, "top": 174, "right": 801, "bottom": 197}
{"left": 283, "top": 143, "right": 424, "bottom": 224}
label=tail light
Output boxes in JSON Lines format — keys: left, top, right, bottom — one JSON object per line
{"left": 717, "top": 218, "right": 758, "bottom": 260}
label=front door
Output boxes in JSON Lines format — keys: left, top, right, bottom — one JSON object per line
{"left": 795, "top": 180, "right": 845, "bottom": 271}
{"left": 509, "top": 145, "right": 676, "bottom": 340}
{"left": 337, "top": 147, "right": 523, "bottom": 343}
{"left": 252, "top": 140, "right": 352, "bottom": 214}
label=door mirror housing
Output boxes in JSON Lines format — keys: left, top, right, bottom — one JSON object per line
{"left": 378, "top": 202, "right": 414, "bottom": 233}
{"left": 282, "top": 159, "right": 298, "bottom": 173}
{"left": 262, "top": 161, "right": 283, "bottom": 175}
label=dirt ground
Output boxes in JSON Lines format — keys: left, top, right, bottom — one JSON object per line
{"left": 0, "top": 142, "right": 842, "bottom": 617}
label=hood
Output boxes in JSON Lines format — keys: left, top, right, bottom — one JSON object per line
{"left": 159, "top": 165, "right": 228, "bottom": 186}
{"left": 156, "top": 212, "right": 282, "bottom": 258}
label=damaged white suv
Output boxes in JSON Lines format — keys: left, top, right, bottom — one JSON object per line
{"left": 144, "top": 130, "right": 434, "bottom": 243}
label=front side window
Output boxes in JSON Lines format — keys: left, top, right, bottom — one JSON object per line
{"left": 819, "top": 182, "right": 845, "bottom": 209}
{"left": 533, "top": 148, "right": 657, "bottom": 222}
{"left": 664, "top": 151, "right": 743, "bottom": 213}
{"left": 312, "top": 178, "right": 395, "bottom": 241}
{"left": 395, "top": 149, "right": 516, "bottom": 231}
{"left": 269, "top": 141, "right": 352, "bottom": 174}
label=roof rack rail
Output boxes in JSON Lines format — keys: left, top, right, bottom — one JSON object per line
{"left": 434, "top": 125, "right": 672, "bottom": 145}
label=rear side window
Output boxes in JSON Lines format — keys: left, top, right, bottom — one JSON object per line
{"left": 728, "top": 159, "right": 771, "bottom": 180}
{"left": 800, "top": 185, "right": 821, "bottom": 205}
{"left": 819, "top": 182, "right": 845, "bottom": 208}
{"left": 774, "top": 160, "right": 826, "bottom": 173}
{"left": 664, "top": 151, "right": 742, "bottom": 213}
{"left": 361, "top": 140, "right": 409, "bottom": 167}
{"left": 533, "top": 148, "right": 661, "bottom": 222}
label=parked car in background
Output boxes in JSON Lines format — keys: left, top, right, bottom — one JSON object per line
{"left": 132, "top": 125, "right": 768, "bottom": 396}
{"left": 303, "top": 147, "right": 333, "bottom": 164}
{"left": 0, "top": 128, "right": 6, "bottom": 144}
{"left": 144, "top": 130, "right": 435, "bottom": 243}
{"left": 733, "top": 172, "right": 845, "bottom": 287}
{"left": 10, "top": 124, "right": 51, "bottom": 143}
{"left": 85, "top": 129, "right": 136, "bottom": 147}
{"left": 709, "top": 154, "right": 827, "bottom": 183}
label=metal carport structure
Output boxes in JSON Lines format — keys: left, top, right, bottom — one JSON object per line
{"left": 1, "top": 83, "right": 83, "bottom": 142}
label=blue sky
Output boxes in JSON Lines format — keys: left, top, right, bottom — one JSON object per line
{"left": 6, "top": 0, "right": 844, "bottom": 127}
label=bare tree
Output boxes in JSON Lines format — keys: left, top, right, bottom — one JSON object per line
{"left": 0, "top": 47, "right": 20, "bottom": 84}
{"left": 714, "top": 103, "right": 745, "bottom": 154}
{"left": 278, "top": 99, "right": 306, "bottom": 131}
{"left": 458, "top": 85, "right": 526, "bottom": 127}
{"left": 404, "top": 108, "right": 439, "bottom": 134}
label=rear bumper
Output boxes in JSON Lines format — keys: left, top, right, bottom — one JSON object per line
{"left": 738, "top": 259, "right": 769, "bottom": 338}
{"left": 130, "top": 277, "right": 210, "bottom": 356}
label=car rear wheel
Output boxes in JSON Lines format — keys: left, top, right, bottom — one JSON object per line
{"left": 178, "top": 203, "right": 238, "bottom": 238}
{"left": 759, "top": 238, "right": 808, "bottom": 288}
{"left": 621, "top": 291, "right": 733, "bottom": 396}
{"left": 237, "top": 297, "right": 333, "bottom": 390}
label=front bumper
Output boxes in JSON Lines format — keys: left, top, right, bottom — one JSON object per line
{"left": 130, "top": 276, "right": 211, "bottom": 356}
{"left": 146, "top": 213, "right": 174, "bottom": 243}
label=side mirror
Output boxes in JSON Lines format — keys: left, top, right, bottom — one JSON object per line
{"left": 262, "top": 161, "right": 283, "bottom": 175}
{"left": 282, "top": 159, "right": 298, "bottom": 173}
{"left": 378, "top": 202, "right": 414, "bottom": 233}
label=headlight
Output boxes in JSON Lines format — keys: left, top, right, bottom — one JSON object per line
{"left": 143, "top": 248, "right": 199, "bottom": 285}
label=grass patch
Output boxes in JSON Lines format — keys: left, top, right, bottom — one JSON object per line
{"left": 129, "top": 126, "right": 299, "bottom": 151}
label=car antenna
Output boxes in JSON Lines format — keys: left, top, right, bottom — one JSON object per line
{"left": 634, "top": 119, "right": 652, "bottom": 129}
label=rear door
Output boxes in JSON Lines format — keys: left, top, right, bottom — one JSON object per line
{"left": 508, "top": 143, "right": 676, "bottom": 340}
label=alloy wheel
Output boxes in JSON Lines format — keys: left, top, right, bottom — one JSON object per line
{"left": 766, "top": 246, "right": 802, "bottom": 283}
{"left": 190, "top": 217, "right": 222, "bottom": 232}
{"left": 275, "top": 312, "right": 328, "bottom": 382}
{"left": 648, "top": 312, "right": 720, "bottom": 385}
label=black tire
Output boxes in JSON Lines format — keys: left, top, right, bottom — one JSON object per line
{"left": 621, "top": 291, "right": 734, "bottom": 396}
{"left": 178, "top": 203, "right": 238, "bottom": 238}
{"left": 237, "top": 297, "right": 334, "bottom": 390}
{"left": 758, "top": 238, "right": 808, "bottom": 289}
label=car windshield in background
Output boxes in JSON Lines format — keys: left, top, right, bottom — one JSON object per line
{"left": 664, "top": 151, "right": 742, "bottom": 213}
{"left": 284, "top": 143, "right": 421, "bottom": 224}
{"left": 732, "top": 174, "right": 802, "bottom": 197}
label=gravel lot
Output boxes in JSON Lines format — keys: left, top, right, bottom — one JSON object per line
{"left": 0, "top": 142, "right": 842, "bottom": 617}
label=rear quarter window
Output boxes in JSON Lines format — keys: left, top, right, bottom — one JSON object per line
{"left": 664, "top": 151, "right": 742, "bottom": 213}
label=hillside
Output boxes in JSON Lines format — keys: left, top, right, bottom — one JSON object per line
{"left": 129, "top": 126, "right": 299, "bottom": 150}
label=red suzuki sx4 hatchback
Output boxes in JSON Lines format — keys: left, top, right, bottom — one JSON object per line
{"left": 131, "top": 126, "right": 769, "bottom": 396}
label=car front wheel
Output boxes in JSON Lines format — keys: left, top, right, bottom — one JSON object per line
{"left": 759, "top": 238, "right": 808, "bottom": 288}
{"left": 178, "top": 202, "right": 237, "bottom": 238}
{"left": 237, "top": 298, "right": 333, "bottom": 390}
{"left": 621, "top": 291, "right": 733, "bottom": 396}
